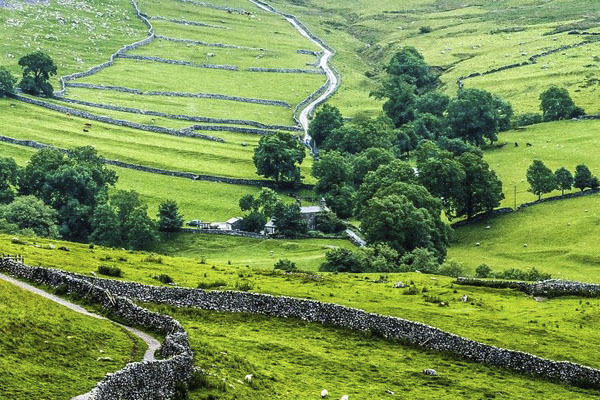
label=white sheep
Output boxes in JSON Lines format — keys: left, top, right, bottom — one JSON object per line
{"left": 341, "top": 396, "right": 349, "bottom": 400}
{"left": 244, "top": 374, "right": 253, "bottom": 383}
{"left": 321, "top": 389, "right": 328, "bottom": 398}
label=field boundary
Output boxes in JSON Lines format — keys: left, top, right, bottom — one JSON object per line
{"left": 457, "top": 277, "right": 600, "bottom": 298}
{"left": 9, "top": 263, "right": 598, "bottom": 390}
{"left": 0, "top": 258, "right": 194, "bottom": 400}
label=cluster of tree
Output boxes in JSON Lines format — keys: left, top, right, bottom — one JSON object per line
{"left": 320, "top": 245, "right": 467, "bottom": 276}
{"left": 515, "top": 87, "right": 585, "bottom": 127}
{"left": 0, "top": 51, "right": 57, "bottom": 97}
{"left": 475, "top": 264, "right": 551, "bottom": 281}
{"left": 368, "top": 46, "right": 513, "bottom": 147}
{"left": 0, "top": 147, "right": 183, "bottom": 250}
{"left": 253, "top": 132, "right": 306, "bottom": 186}
{"left": 238, "top": 188, "right": 344, "bottom": 236}
{"left": 527, "top": 161, "right": 598, "bottom": 200}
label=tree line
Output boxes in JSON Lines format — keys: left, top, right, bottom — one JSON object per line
{"left": 0, "top": 147, "right": 183, "bottom": 250}
{"left": 527, "top": 161, "right": 598, "bottom": 200}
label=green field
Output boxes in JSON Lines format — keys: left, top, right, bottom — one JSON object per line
{"left": 4, "top": 232, "right": 600, "bottom": 374}
{"left": 0, "top": 278, "right": 144, "bottom": 400}
{"left": 150, "top": 306, "right": 599, "bottom": 400}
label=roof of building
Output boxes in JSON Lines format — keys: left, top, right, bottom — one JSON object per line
{"left": 225, "top": 217, "right": 242, "bottom": 224}
{"left": 300, "top": 205, "right": 325, "bottom": 214}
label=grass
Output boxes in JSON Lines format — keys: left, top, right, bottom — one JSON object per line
{"left": 4, "top": 232, "right": 600, "bottom": 372}
{"left": 148, "top": 305, "right": 600, "bottom": 399}
{"left": 0, "top": 278, "right": 145, "bottom": 400}
{"left": 481, "top": 119, "right": 600, "bottom": 207}
{"left": 0, "top": 99, "right": 315, "bottom": 183}
{"left": 448, "top": 193, "right": 600, "bottom": 283}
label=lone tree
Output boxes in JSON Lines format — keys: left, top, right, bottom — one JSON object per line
{"left": 527, "top": 160, "right": 557, "bottom": 200}
{"left": 554, "top": 167, "right": 573, "bottom": 196}
{"left": 0, "top": 66, "right": 16, "bottom": 97}
{"left": 308, "top": 104, "right": 343, "bottom": 148}
{"left": 574, "top": 164, "right": 598, "bottom": 191}
{"left": 157, "top": 199, "right": 184, "bottom": 232}
{"left": 18, "top": 51, "right": 57, "bottom": 97}
{"left": 254, "top": 132, "right": 305, "bottom": 185}
{"left": 447, "top": 88, "right": 507, "bottom": 145}
{"left": 385, "top": 46, "right": 439, "bottom": 91}
{"left": 539, "top": 86, "right": 584, "bottom": 121}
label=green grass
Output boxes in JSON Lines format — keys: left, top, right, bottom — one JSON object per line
{"left": 148, "top": 305, "right": 600, "bottom": 400}
{"left": 0, "top": 278, "right": 145, "bottom": 400}
{"left": 448, "top": 193, "right": 600, "bottom": 282}
{"left": 5, "top": 232, "right": 600, "bottom": 373}
{"left": 481, "top": 119, "right": 600, "bottom": 207}
{"left": 0, "top": 99, "right": 315, "bottom": 183}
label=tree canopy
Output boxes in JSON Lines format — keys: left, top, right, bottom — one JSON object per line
{"left": 308, "top": 104, "right": 343, "bottom": 148}
{"left": 0, "top": 66, "right": 16, "bottom": 97}
{"left": 539, "top": 86, "right": 584, "bottom": 121}
{"left": 18, "top": 51, "right": 57, "bottom": 97}
{"left": 527, "top": 160, "right": 557, "bottom": 200}
{"left": 253, "top": 132, "right": 305, "bottom": 185}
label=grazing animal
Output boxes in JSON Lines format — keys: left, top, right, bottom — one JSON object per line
{"left": 321, "top": 389, "right": 328, "bottom": 398}
{"left": 83, "top": 129, "right": 89, "bottom": 132}
{"left": 423, "top": 369, "right": 437, "bottom": 376}
{"left": 341, "top": 396, "right": 349, "bottom": 400}
{"left": 244, "top": 374, "right": 252, "bottom": 383}
{"left": 514, "top": 142, "right": 519, "bottom": 147}
{"left": 526, "top": 142, "right": 533, "bottom": 147}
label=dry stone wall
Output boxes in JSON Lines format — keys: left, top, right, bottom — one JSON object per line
{"left": 32, "top": 266, "right": 600, "bottom": 390}
{"left": 457, "top": 277, "right": 600, "bottom": 298}
{"left": 116, "top": 53, "right": 239, "bottom": 70}
{"left": 0, "top": 259, "right": 193, "bottom": 400}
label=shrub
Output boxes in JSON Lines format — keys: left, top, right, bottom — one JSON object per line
{"left": 315, "top": 211, "right": 346, "bottom": 234}
{"left": 142, "top": 254, "right": 163, "bottom": 264}
{"left": 438, "top": 260, "right": 466, "bottom": 278}
{"left": 274, "top": 259, "right": 297, "bottom": 272}
{"left": 235, "top": 280, "right": 254, "bottom": 291}
{"left": 399, "top": 248, "right": 440, "bottom": 274}
{"left": 319, "top": 248, "right": 365, "bottom": 273}
{"left": 154, "top": 274, "right": 174, "bottom": 284}
{"left": 197, "top": 280, "right": 227, "bottom": 289}
{"left": 515, "top": 113, "right": 543, "bottom": 127}
{"left": 495, "top": 267, "right": 551, "bottom": 281}
{"left": 419, "top": 26, "right": 432, "bottom": 34}
{"left": 97, "top": 265, "right": 122, "bottom": 277}
{"left": 475, "top": 263, "right": 493, "bottom": 278}
{"left": 0, "top": 66, "right": 16, "bottom": 97}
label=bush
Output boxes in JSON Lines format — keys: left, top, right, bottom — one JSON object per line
{"left": 142, "top": 254, "right": 163, "bottom": 264}
{"left": 475, "top": 263, "right": 493, "bottom": 278}
{"left": 154, "top": 274, "right": 174, "bottom": 284}
{"left": 0, "top": 66, "right": 16, "bottom": 97}
{"left": 319, "top": 248, "right": 365, "bottom": 273}
{"left": 515, "top": 113, "right": 543, "bottom": 127}
{"left": 235, "top": 280, "right": 254, "bottom": 291}
{"left": 438, "top": 260, "right": 466, "bottom": 278}
{"left": 399, "top": 248, "right": 440, "bottom": 274}
{"left": 494, "top": 267, "right": 551, "bottom": 281}
{"left": 419, "top": 26, "right": 432, "bottom": 34}
{"left": 315, "top": 211, "right": 346, "bottom": 234}
{"left": 97, "top": 265, "right": 122, "bottom": 277}
{"left": 197, "top": 280, "right": 227, "bottom": 289}
{"left": 274, "top": 259, "right": 297, "bottom": 272}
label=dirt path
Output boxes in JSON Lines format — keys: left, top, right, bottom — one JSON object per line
{"left": 0, "top": 272, "right": 160, "bottom": 400}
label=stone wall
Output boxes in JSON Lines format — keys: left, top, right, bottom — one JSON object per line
{"left": 457, "top": 277, "right": 600, "bottom": 298}
{"left": 54, "top": 96, "right": 301, "bottom": 131}
{"left": 21, "top": 264, "right": 600, "bottom": 390}
{"left": 247, "top": 67, "right": 324, "bottom": 74}
{"left": 176, "top": 0, "right": 246, "bottom": 14}
{"left": 64, "top": 82, "right": 291, "bottom": 108}
{"left": 155, "top": 35, "right": 259, "bottom": 50}
{"left": 116, "top": 53, "right": 239, "bottom": 70}
{"left": 149, "top": 15, "right": 226, "bottom": 29}
{"left": 12, "top": 94, "right": 224, "bottom": 142}
{"left": 180, "top": 228, "right": 266, "bottom": 239}
{"left": 0, "top": 259, "right": 193, "bottom": 400}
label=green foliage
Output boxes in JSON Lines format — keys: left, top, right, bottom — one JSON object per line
{"left": 122, "top": 206, "right": 158, "bottom": 250}
{"left": 97, "top": 265, "right": 122, "bottom": 277}
{"left": 320, "top": 247, "right": 365, "bottom": 273}
{"left": 18, "top": 51, "right": 57, "bottom": 97}
{"left": 197, "top": 280, "right": 227, "bottom": 290}
{"left": 447, "top": 88, "right": 505, "bottom": 145}
{"left": 415, "top": 91, "right": 450, "bottom": 117}
{"left": 314, "top": 211, "right": 346, "bottom": 234}
{"left": 0, "top": 195, "right": 59, "bottom": 238}
{"left": 154, "top": 274, "right": 174, "bottom": 284}
{"left": 322, "top": 184, "right": 355, "bottom": 219}
{"left": 0, "top": 66, "right": 16, "bottom": 97}
{"left": 438, "top": 260, "right": 466, "bottom": 278}
{"left": 475, "top": 264, "right": 493, "bottom": 278}
{"left": 527, "top": 160, "right": 557, "bottom": 200}
{"left": 515, "top": 113, "right": 543, "bottom": 127}
{"left": 495, "top": 267, "right": 551, "bottom": 281}
{"left": 322, "top": 114, "right": 395, "bottom": 154}
{"left": 372, "top": 77, "right": 417, "bottom": 127}
{"left": 574, "top": 164, "right": 598, "bottom": 191}
{"left": 457, "top": 152, "right": 504, "bottom": 218}
{"left": 274, "top": 258, "right": 297, "bottom": 272}
{"left": 253, "top": 132, "right": 305, "bottom": 185}
{"left": 90, "top": 202, "right": 121, "bottom": 247}
{"left": 239, "top": 211, "right": 267, "bottom": 233}
{"left": 385, "top": 46, "right": 439, "bottom": 91}
{"left": 554, "top": 167, "right": 574, "bottom": 195}
{"left": 312, "top": 151, "right": 354, "bottom": 194}
{"left": 157, "top": 199, "right": 184, "bottom": 232}
{"left": 308, "top": 104, "right": 344, "bottom": 147}
{"left": 352, "top": 148, "right": 394, "bottom": 186}
{"left": 399, "top": 248, "right": 440, "bottom": 274}
{"left": 271, "top": 202, "right": 308, "bottom": 236}
{"left": 0, "top": 156, "right": 19, "bottom": 204}
{"left": 539, "top": 86, "right": 584, "bottom": 121}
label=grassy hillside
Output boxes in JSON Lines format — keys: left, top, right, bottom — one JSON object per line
{"left": 0, "top": 279, "right": 144, "bottom": 400}
{"left": 150, "top": 305, "right": 600, "bottom": 400}
{"left": 4, "top": 232, "right": 600, "bottom": 373}
{"left": 448, "top": 193, "right": 600, "bottom": 282}
{"left": 267, "top": 0, "right": 600, "bottom": 116}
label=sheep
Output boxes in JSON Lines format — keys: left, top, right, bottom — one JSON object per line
{"left": 526, "top": 142, "right": 533, "bottom": 147}
{"left": 244, "top": 374, "right": 252, "bottom": 383}
{"left": 321, "top": 389, "right": 329, "bottom": 398}
{"left": 341, "top": 396, "right": 349, "bottom": 400}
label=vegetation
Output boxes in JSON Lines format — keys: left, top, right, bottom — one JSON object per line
{"left": 18, "top": 52, "right": 56, "bottom": 97}
{"left": 254, "top": 132, "right": 306, "bottom": 186}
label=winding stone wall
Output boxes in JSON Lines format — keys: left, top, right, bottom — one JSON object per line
{"left": 0, "top": 259, "right": 193, "bottom": 400}
{"left": 54, "top": 97, "right": 301, "bottom": 131}
{"left": 14, "top": 263, "right": 600, "bottom": 390}
{"left": 64, "top": 82, "right": 291, "bottom": 107}
{"left": 149, "top": 15, "right": 227, "bottom": 29}
{"left": 247, "top": 67, "right": 324, "bottom": 74}
{"left": 457, "top": 277, "right": 600, "bottom": 298}
{"left": 116, "top": 53, "right": 239, "bottom": 70}
{"left": 12, "top": 94, "right": 224, "bottom": 142}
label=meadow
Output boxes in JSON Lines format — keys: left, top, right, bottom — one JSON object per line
{"left": 4, "top": 232, "right": 600, "bottom": 373}
{"left": 0, "top": 278, "right": 145, "bottom": 400}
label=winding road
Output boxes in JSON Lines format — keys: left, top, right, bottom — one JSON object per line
{"left": 247, "top": 0, "right": 339, "bottom": 145}
{"left": 0, "top": 272, "right": 160, "bottom": 400}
